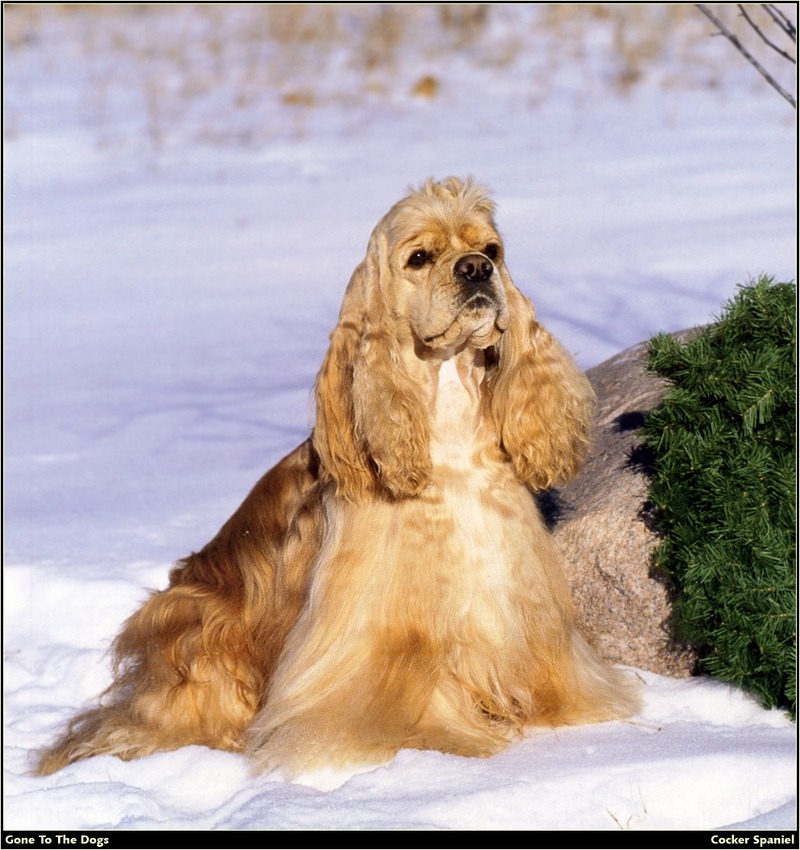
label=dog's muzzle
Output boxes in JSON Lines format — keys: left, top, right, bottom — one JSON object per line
{"left": 454, "top": 253, "right": 504, "bottom": 316}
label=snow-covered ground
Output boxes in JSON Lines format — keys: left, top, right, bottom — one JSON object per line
{"left": 3, "top": 4, "right": 796, "bottom": 833}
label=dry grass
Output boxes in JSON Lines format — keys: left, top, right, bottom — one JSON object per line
{"left": 3, "top": 3, "right": 796, "bottom": 148}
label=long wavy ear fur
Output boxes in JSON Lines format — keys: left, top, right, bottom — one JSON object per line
{"left": 490, "top": 271, "right": 595, "bottom": 490}
{"left": 313, "top": 230, "right": 431, "bottom": 500}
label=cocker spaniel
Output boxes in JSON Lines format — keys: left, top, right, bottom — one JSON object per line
{"left": 37, "top": 177, "right": 640, "bottom": 781}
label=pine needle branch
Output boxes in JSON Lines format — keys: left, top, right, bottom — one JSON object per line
{"left": 644, "top": 278, "right": 796, "bottom": 719}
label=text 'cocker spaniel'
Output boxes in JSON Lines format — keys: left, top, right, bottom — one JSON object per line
{"left": 37, "top": 178, "right": 640, "bottom": 784}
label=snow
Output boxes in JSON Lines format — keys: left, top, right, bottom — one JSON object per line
{"left": 3, "top": 4, "right": 796, "bottom": 835}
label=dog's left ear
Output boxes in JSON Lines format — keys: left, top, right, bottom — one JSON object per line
{"left": 313, "top": 230, "right": 432, "bottom": 500}
{"left": 488, "top": 268, "right": 595, "bottom": 490}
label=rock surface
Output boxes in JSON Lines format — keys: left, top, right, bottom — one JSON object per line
{"left": 551, "top": 331, "right": 702, "bottom": 677}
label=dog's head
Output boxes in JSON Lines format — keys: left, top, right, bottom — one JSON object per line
{"left": 377, "top": 177, "right": 511, "bottom": 351}
{"left": 313, "top": 178, "right": 594, "bottom": 500}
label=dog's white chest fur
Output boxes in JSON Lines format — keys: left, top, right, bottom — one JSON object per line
{"left": 423, "top": 351, "right": 534, "bottom": 619}
{"left": 429, "top": 351, "right": 485, "bottom": 468}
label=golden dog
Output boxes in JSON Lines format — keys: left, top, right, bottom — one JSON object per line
{"left": 37, "top": 177, "right": 639, "bottom": 780}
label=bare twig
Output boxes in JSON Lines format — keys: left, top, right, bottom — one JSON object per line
{"left": 763, "top": 3, "right": 797, "bottom": 43}
{"left": 695, "top": 3, "right": 796, "bottom": 108}
{"left": 738, "top": 4, "right": 796, "bottom": 64}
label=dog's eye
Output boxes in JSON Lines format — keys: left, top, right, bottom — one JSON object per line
{"left": 407, "top": 250, "right": 433, "bottom": 269}
{"left": 483, "top": 243, "right": 500, "bottom": 261}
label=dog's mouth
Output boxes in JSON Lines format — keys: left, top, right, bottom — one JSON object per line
{"left": 421, "top": 294, "right": 509, "bottom": 350}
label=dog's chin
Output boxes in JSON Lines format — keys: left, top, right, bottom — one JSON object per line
{"left": 421, "top": 302, "right": 507, "bottom": 351}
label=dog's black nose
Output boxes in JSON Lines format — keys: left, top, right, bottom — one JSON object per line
{"left": 454, "top": 254, "right": 494, "bottom": 285}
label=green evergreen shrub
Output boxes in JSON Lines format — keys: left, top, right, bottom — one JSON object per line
{"left": 643, "top": 277, "right": 796, "bottom": 718}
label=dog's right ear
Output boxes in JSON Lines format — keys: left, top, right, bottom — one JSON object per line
{"left": 312, "top": 252, "right": 376, "bottom": 500}
{"left": 313, "top": 231, "right": 432, "bottom": 500}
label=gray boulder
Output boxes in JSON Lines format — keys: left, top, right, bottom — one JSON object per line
{"left": 551, "top": 332, "right": 702, "bottom": 677}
